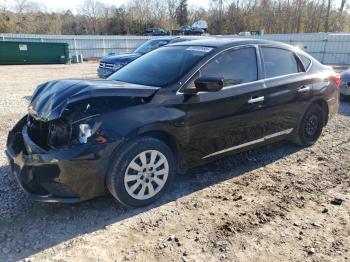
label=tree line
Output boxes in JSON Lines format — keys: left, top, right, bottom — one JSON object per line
{"left": 0, "top": 0, "right": 349, "bottom": 35}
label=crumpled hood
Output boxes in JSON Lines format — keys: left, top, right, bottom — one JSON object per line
{"left": 100, "top": 53, "right": 141, "bottom": 64}
{"left": 29, "top": 79, "right": 160, "bottom": 121}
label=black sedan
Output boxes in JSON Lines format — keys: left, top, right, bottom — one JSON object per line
{"left": 6, "top": 39, "right": 339, "bottom": 207}
{"left": 179, "top": 25, "right": 204, "bottom": 35}
{"left": 143, "top": 27, "right": 169, "bottom": 36}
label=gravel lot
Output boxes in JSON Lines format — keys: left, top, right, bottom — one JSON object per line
{"left": 0, "top": 63, "right": 349, "bottom": 262}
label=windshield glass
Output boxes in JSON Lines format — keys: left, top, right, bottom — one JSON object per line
{"left": 108, "top": 46, "right": 213, "bottom": 87}
{"left": 134, "top": 39, "right": 170, "bottom": 54}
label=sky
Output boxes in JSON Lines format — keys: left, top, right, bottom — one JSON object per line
{"left": 36, "top": 0, "right": 210, "bottom": 13}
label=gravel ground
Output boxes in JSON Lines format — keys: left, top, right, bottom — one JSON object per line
{"left": 0, "top": 63, "right": 349, "bottom": 262}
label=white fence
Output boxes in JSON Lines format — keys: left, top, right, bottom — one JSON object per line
{"left": 247, "top": 33, "right": 350, "bottom": 66}
{"left": 1, "top": 32, "right": 350, "bottom": 65}
{"left": 0, "top": 34, "right": 151, "bottom": 58}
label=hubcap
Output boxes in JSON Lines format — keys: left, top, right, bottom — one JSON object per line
{"left": 304, "top": 114, "right": 319, "bottom": 137}
{"left": 124, "top": 150, "right": 169, "bottom": 200}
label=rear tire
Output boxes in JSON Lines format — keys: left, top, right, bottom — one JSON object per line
{"left": 106, "top": 137, "right": 176, "bottom": 207}
{"left": 293, "top": 103, "right": 325, "bottom": 147}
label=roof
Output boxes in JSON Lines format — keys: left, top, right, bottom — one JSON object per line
{"left": 151, "top": 36, "right": 213, "bottom": 41}
{"left": 168, "top": 37, "right": 290, "bottom": 48}
{"left": 150, "top": 36, "right": 180, "bottom": 41}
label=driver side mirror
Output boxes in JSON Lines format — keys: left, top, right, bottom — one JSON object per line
{"left": 194, "top": 77, "right": 224, "bottom": 93}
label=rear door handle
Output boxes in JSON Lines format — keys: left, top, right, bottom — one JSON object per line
{"left": 298, "top": 85, "right": 311, "bottom": 93}
{"left": 248, "top": 96, "right": 264, "bottom": 104}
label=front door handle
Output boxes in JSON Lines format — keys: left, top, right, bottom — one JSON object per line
{"left": 248, "top": 96, "right": 264, "bottom": 104}
{"left": 298, "top": 85, "right": 311, "bottom": 93}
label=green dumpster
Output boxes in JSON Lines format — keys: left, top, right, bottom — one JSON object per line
{"left": 0, "top": 41, "right": 69, "bottom": 64}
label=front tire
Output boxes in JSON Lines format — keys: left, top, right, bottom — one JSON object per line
{"left": 106, "top": 137, "right": 176, "bottom": 207}
{"left": 294, "top": 103, "right": 325, "bottom": 147}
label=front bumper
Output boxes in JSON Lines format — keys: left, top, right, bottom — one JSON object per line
{"left": 5, "top": 117, "right": 116, "bottom": 203}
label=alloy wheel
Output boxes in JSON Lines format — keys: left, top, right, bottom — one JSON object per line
{"left": 124, "top": 150, "right": 169, "bottom": 200}
{"left": 304, "top": 113, "right": 319, "bottom": 138}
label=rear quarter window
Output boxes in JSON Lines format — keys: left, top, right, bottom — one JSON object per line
{"left": 298, "top": 53, "right": 312, "bottom": 70}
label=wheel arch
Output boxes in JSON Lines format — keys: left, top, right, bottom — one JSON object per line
{"left": 137, "top": 130, "right": 185, "bottom": 174}
{"left": 107, "top": 127, "right": 186, "bottom": 177}
{"left": 313, "top": 99, "right": 329, "bottom": 126}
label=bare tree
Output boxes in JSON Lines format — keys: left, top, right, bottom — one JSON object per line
{"left": 14, "top": 0, "right": 42, "bottom": 13}
{"left": 167, "top": 0, "right": 179, "bottom": 27}
{"left": 1, "top": 0, "right": 350, "bottom": 35}
{"left": 340, "top": 0, "right": 347, "bottom": 12}
{"left": 210, "top": 0, "right": 225, "bottom": 33}
{"left": 79, "top": 0, "right": 105, "bottom": 34}
{"left": 325, "top": 0, "right": 332, "bottom": 32}
{"left": 0, "top": 0, "right": 9, "bottom": 12}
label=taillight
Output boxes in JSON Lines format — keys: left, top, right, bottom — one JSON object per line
{"left": 331, "top": 73, "right": 341, "bottom": 88}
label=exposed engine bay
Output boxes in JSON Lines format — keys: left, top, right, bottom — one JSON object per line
{"left": 26, "top": 96, "right": 142, "bottom": 150}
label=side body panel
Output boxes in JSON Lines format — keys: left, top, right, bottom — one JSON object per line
{"left": 175, "top": 81, "right": 269, "bottom": 165}
{"left": 262, "top": 73, "right": 313, "bottom": 135}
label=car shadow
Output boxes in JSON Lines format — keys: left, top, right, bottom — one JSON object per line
{"left": 0, "top": 140, "right": 302, "bottom": 261}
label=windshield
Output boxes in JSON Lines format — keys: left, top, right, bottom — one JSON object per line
{"left": 134, "top": 39, "right": 170, "bottom": 55}
{"left": 108, "top": 46, "right": 214, "bottom": 87}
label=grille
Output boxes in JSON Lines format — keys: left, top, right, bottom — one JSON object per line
{"left": 99, "top": 62, "right": 114, "bottom": 69}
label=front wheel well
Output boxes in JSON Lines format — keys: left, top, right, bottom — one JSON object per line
{"left": 138, "top": 130, "right": 184, "bottom": 173}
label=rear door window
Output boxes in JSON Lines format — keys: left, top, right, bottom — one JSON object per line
{"left": 261, "top": 47, "right": 300, "bottom": 78}
{"left": 200, "top": 47, "right": 258, "bottom": 87}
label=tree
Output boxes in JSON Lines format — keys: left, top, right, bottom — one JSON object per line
{"left": 0, "top": 0, "right": 11, "bottom": 32}
{"left": 0, "top": 0, "right": 9, "bottom": 12}
{"left": 167, "top": 0, "right": 179, "bottom": 28}
{"left": 13, "top": 0, "right": 45, "bottom": 33}
{"left": 0, "top": 0, "right": 350, "bottom": 35}
{"left": 176, "top": 0, "right": 188, "bottom": 25}
{"left": 79, "top": 0, "right": 105, "bottom": 34}
{"left": 210, "top": 0, "right": 225, "bottom": 34}
{"left": 325, "top": 0, "right": 332, "bottom": 32}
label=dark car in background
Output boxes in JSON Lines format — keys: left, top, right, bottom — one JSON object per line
{"left": 143, "top": 27, "right": 169, "bottom": 36}
{"left": 173, "top": 25, "right": 205, "bottom": 36}
{"left": 340, "top": 69, "right": 350, "bottom": 99}
{"left": 98, "top": 36, "right": 204, "bottom": 78}
{"left": 6, "top": 39, "right": 339, "bottom": 207}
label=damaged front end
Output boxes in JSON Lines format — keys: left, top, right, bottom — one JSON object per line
{"left": 6, "top": 79, "right": 160, "bottom": 202}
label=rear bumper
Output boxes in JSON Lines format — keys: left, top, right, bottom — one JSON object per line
{"left": 5, "top": 117, "right": 115, "bottom": 203}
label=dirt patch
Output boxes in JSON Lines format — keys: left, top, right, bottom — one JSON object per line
{"left": 0, "top": 64, "right": 349, "bottom": 261}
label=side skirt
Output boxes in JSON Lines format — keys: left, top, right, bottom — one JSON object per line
{"left": 202, "top": 128, "right": 294, "bottom": 160}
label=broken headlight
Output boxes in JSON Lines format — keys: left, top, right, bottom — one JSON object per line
{"left": 72, "top": 116, "right": 104, "bottom": 145}
{"left": 79, "top": 124, "right": 92, "bottom": 144}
